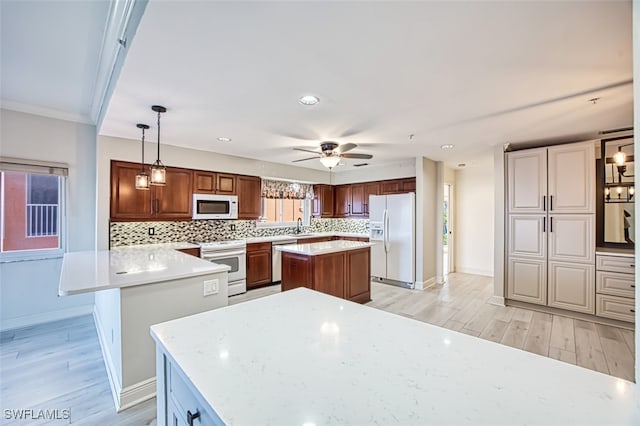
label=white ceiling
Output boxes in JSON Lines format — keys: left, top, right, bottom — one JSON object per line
{"left": 0, "top": 0, "right": 111, "bottom": 123}
{"left": 2, "top": 1, "right": 633, "bottom": 172}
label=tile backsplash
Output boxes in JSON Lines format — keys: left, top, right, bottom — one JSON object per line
{"left": 110, "top": 218, "right": 369, "bottom": 247}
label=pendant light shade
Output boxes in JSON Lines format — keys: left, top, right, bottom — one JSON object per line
{"left": 150, "top": 105, "right": 167, "bottom": 186}
{"left": 319, "top": 154, "right": 341, "bottom": 169}
{"left": 135, "top": 123, "right": 150, "bottom": 190}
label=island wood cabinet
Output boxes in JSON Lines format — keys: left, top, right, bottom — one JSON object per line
{"left": 313, "top": 184, "right": 334, "bottom": 218}
{"left": 281, "top": 247, "right": 371, "bottom": 303}
{"left": 110, "top": 160, "right": 193, "bottom": 220}
{"left": 177, "top": 247, "right": 200, "bottom": 257}
{"left": 193, "top": 171, "right": 236, "bottom": 195}
{"left": 506, "top": 141, "right": 595, "bottom": 314}
{"left": 236, "top": 175, "right": 262, "bottom": 219}
{"left": 246, "top": 242, "right": 272, "bottom": 289}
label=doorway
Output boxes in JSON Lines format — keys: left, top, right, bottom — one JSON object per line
{"left": 443, "top": 183, "right": 452, "bottom": 276}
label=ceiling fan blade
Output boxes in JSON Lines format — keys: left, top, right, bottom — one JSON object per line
{"left": 337, "top": 143, "right": 357, "bottom": 153}
{"left": 292, "top": 156, "right": 320, "bottom": 163}
{"left": 341, "top": 153, "right": 373, "bottom": 159}
{"left": 293, "top": 147, "right": 322, "bottom": 155}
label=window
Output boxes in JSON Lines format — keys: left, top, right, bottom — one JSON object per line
{"left": 258, "top": 178, "right": 313, "bottom": 227}
{"left": 1, "top": 159, "right": 67, "bottom": 260}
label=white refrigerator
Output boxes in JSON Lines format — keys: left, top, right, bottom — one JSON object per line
{"left": 369, "top": 192, "right": 415, "bottom": 288}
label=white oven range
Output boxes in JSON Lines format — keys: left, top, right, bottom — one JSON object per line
{"left": 199, "top": 240, "right": 246, "bottom": 296}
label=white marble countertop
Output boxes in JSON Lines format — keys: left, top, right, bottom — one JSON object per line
{"left": 116, "top": 241, "right": 201, "bottom": 250}
{"left": 151, "top": 288, "right": 640, "bottom": 425}
{"left": 59, "top": 247, "right": 229, "bottom": 296}
{"left": 244, "top": 232, "right": 369, "bottom": 244}
{"left": 596, "top": 247, "right": 635, "bottom": 258}
{"left": 275, "top": 240, "right": 373, "bottom": 256}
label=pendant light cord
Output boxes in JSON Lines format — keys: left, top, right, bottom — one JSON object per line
{"left": 141, "top": 127, "right": 145, "bottom": 170}
{"left": 156, "top": 109, "right": 161, "bottom": 162}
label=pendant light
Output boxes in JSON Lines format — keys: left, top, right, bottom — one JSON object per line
{"left": 150, "top": 105, "right": 167, "bottom": 186}
{"left": 135, "top": 123, "right": 150, "bottom": 190}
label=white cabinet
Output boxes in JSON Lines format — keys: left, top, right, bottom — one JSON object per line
{"left": 506, "top": 141, "right": 595, "bottom": 314}
{"left": 507, "top": 257, "right": 547, "bottom": 305}
{"left": 595, "top": 254, "right": 635, "bottom": 323}
{"left": 547, "top": 215, "right": 594, "bottom": 264}
{"left": 508, "top": 148, "right": 547, "bottom": 214}
{"left": 508, "top": 215, "right": 546, "bottom": 259}
{"left": 547, "top": 142, "right": 595, "bottom": 213}
{"left": 548, "top": 261, "right": 595, "bottom": 314}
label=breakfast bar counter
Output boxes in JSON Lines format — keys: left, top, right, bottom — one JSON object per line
{"left": 151, "top": 288, "right": 640, "bottom": 426}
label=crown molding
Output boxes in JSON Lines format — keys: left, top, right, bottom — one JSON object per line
{"left": 0, "top": 100, "right": 94, "bottom": 125}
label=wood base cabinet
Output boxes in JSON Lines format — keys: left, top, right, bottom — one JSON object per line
{"left": 246, "top": 242, "right": 272, "bottom": 289}
{"left": 281, "top": 248, "right": 371, "bottom": 303}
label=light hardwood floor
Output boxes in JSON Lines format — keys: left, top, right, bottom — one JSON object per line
{"left": 0, "top": 273, "right": 634, "bottom": 424}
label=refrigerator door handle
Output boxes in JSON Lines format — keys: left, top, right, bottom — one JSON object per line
{"left": 384, "top": 209, "right": 390, "bottom": 253}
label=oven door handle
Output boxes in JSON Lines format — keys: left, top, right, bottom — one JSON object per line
{"left": 202, "top": 250, "right": 246, "bottom": 259}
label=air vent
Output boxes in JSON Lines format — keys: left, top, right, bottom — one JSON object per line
{"left": 354, "top": 163, "right": 369, "bottom": 167}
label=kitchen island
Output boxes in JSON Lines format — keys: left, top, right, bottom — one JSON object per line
{"left": 276, "top": 240, "right": 374, "bottom": 303}
{"left": 151, "top": 288, "right": 639, "bottom": 426}
{"left": 59, "top": 244, "right": 230, "bottom": 411}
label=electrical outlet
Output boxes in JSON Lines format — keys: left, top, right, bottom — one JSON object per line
{"left": 148, "top": 227, "right": 155, "bottom": 236}
{"left": 203, "top": 279, "right": 219, "bottom": 296}
{"left": 230, "top": 224, "right": 236, "bottom": 231}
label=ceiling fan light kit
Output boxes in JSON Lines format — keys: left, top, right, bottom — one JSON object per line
{"left": 292, "top": 140, "right": 373, "bottom": 169}
{"left": 319, "top": 155, "right": 341, "bottom": 169}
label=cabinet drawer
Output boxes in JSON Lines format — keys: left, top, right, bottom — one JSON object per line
{"left": 169, "top": 363, "right": 216, "bottom": 425}
{"left": 596, "top": 255, "right": 635, "bottom": 274}
{"left": 595, "top": 294, "right": 636, "bottom": 323}
{"left": 247, "top": 242, "right": 272, "bottom": 252}
{"left": 596, "top": 271, "right": 636, "bottom": 299}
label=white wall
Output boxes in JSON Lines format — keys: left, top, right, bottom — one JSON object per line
{"left": 454, "top": 155, "right": 494, "bottom": 276}
{"left": 331, "top": 159, "right": 416, "bottom": 184}
{"left": 415, "top": 156, "right": 437, "bottom": 288}
{"left": 0, "top": 109, "right": 96, "bottom": 330}
{"left": 632, "top": 0, "right": 639, "bottom": 385}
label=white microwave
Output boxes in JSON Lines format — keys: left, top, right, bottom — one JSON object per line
{"left": 192, "top": 194, "right": 238, "bottom": 220}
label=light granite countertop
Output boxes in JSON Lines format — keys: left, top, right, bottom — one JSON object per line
{"left": 58, "top": 246, "right": 229, "bottom": 296}
{"left": 151, "top": 288, "right": 640, "bottom": 425}
{"left": 275, "top": 240, "right": 374, "bottom": 256}
{"left": 244, "top": 232, "right": 369, "bottom": 244}
{"left": 596, "top": 246, "right": 635, "bottom": 258}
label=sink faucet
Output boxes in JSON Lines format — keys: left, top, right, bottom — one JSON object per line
{"left": 296, "top": 217, "right": 302, "bottom": 234}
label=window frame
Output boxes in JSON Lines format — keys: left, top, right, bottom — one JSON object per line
{"left": 256, "top": 197, "right": 312, "bottom": 228}
{"left": 0, "top": 159, "right": 68, "bottom": 263}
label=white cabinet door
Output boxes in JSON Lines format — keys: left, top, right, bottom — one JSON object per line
{"left": 548, "top": 261, "right": 595, "bottom": 314}
{"left": 507, "top": 148, "right": 547, "bottom": 214}
{"left": 547, "top": 142, "right": 595, "bottom": 213}
{"left": 507, "top": 257, "right": 547, "bottom": 305}
{"left": 508, "top": 215, "right": 546, "bottom": 259}
{"left": 548, "top": 215, "right": 594, "bottom": 264}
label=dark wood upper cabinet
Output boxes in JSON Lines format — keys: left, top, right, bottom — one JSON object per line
{"left": 401, "top": 178, "right": 416, "bottom": 192}
{"left": 110, "top": 161, "right": 153, "bottom": 220}
{"left": 350, "top": 183, "right": 365, "bottom": 215}
{"left": 313, "top": 184, "right": 334, "bottom": 218}
{"left": 193, "top": 171, "right": 216, "bottom": 194}
{"left": 154, "top": 167, "right": 193, "bottom": 219}
{"left": 363, "top": 182, "right": 380, "bottom": 215}
{"left": 380, "top": 179, "right": 402, "bottom": 194}
{"left": 216, "top": 173, "right": 236, "bottom": 195}
{"left": 334, "top": 185, "right": 351, "bottom": 217}
{"left": 236, "top": 175, "right": 262, "bottom": 220}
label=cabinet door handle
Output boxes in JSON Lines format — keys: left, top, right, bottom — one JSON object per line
{"left": 549, "top": 217, "right": 553, "bottom": 233}
{"left": 549, "top": 195, "right": 553, "bottom": 211}
{"left": 630, "top": 284, "right": 635, "bottom": 288}
{"left": 630, "top": 264, "right": 635, "bottom": 268}
{"left": 187, "top": 410, "right": 201, "bottom": 426}
{"left": 631, "top": 309, "right": 636, "bottom": 313}
{"left": 542, "top": 217, "right": 546, "bottom": 233}
{"left": 542, "top": 195, "right": 546, "bottom": 211}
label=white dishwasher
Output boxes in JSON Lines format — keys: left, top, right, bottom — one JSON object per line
{"left": 271, "top": 239, "right": 297, "bottom": 283}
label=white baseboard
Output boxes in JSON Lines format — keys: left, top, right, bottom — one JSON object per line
{"left": 117, "top": 377, "right": 156, "bottom": 412}
{"left": 93, "top": 309, "right": 122, "bottom": 411}
{"left": 0, "top": 305, "right": 93, "bottom": 331}
{"left": 414, "top": 277, "right": 436, "bottom": 290}
{"left": 489, "top": 295, "right": 505, "bottom": 307}
{"left": 456, "top": 267, "right": 494, "bottom": 277}
{"left": 93, "top": 308, "right": 156, "bottom": 412}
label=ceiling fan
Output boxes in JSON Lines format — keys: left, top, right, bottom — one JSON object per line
{"left": 292, "top": 141, "right": 373, "bottom": 169}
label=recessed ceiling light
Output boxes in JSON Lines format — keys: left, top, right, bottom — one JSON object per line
{"left": 440, "top": 144, "right": 454, "bottom": 149}
{"left": 217, "top": 137, "right": 232, "bottom": 142}
{"left": 299, "top": 95, "right": 319, "bottom": 106}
